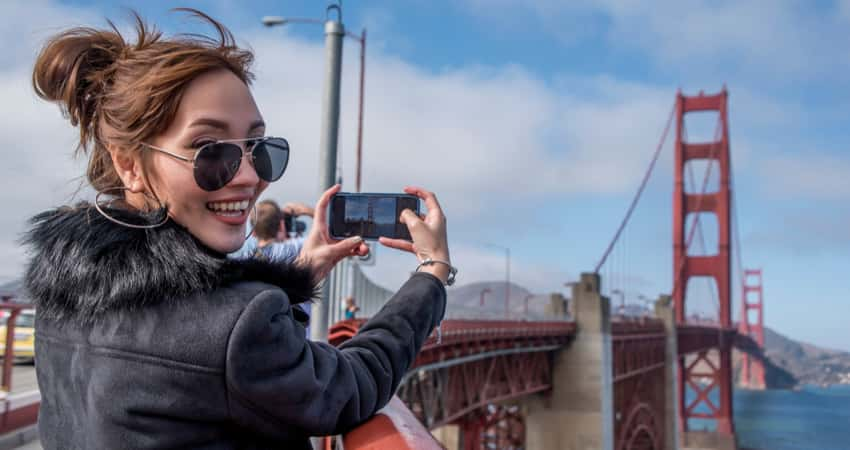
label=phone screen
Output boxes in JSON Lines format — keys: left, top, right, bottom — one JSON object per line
{"left": 330, "top": 193, "right": 419, "bottom": 241}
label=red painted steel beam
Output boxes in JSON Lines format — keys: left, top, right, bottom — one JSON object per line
{"left": 673, "top": 88, "right": 735, "bottom": 436}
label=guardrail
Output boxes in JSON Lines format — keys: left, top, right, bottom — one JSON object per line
{"left": 340, "top": 396, "right": 444, "bottom": 450}
{"left": 0, "top": 298, "right": 39, "bottom": 435}
{"left": 0, "top": 300, "right": 33, "bottom": 392}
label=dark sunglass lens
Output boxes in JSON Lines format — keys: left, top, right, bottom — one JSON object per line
{"left": 194, "top": 143, "right": 242, "bottom": 191}
{"left": 253, "top": 138, "right": 290, "bottom": 182}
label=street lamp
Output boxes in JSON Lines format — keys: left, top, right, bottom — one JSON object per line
{"left": 480, "top": 288, "right": 492, "bottom": 307}
{"left": 263, "top": 3, "right": 367, "bottom": 343}
{"left": 482, "top": 243, "right": 510, "bottom": 319}
{"left": 637, "top": 294, "right": 653, "bottom": 317}
{"left": 262, "top": 5, "right": 368, "bottom": 192}
{"left": 611, "top": 289, "right": 625, "bottom": 316}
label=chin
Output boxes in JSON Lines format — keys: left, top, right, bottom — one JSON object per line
{"left": 198, "top": 229, "right": 246, "bottom": 255}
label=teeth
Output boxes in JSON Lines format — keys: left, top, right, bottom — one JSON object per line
{"left": 207, "top": 200, "right": 249, "bottom": 212}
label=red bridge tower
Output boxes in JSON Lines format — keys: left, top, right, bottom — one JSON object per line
{"left": 672, "top": 89, "right": 735, "bottom": 436}
{"left": 739, "top": 269, "right": 766, "bottom": 389}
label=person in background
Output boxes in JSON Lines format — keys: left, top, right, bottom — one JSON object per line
{"left": 280, "top": 201, "right": 313, "bottom": 240}
{"left": 250, "top": 200, "right": 284, "bottom": 261}
{"left": 343, "top": 296, "right": 360, "bottom": 320}
{"left": 232, "top": 199, "right": 314, "bottom": 263}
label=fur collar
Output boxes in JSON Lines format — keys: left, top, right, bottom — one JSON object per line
{"left": 23, "top": 203, "right": 317, "bottom": 323}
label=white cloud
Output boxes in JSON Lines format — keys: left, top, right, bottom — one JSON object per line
{"left": 361, "top": 241, "right": 574, "bottom": 295}
{"left": 761, "top": 152, "right": 850, "bottom": 199}
{"left": 247, "top": 31, "right": 676, "bottom": 212}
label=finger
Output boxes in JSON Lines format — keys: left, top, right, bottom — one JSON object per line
{"left": 330, "top": 235, "right": 364, "bottom": 258}
{"left": 399, "top": 208, "right": 422, "bottom": 227}
{"left": 313, "top": 184, "right": 341, "bottom": 226}
{"left": 354, "top": 242, "right": 370, "bottom": 257}
{"left": 403, "top": 186, "right": 443, "bottom": 219}
{"left": 378, "top": 237, "right": 415, "bottom": 253}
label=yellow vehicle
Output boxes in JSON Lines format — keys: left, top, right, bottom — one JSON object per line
{"left": 0, "top": 309, "right": 35, "bottom": 363}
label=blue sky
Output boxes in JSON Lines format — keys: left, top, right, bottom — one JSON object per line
{"left": 1, "top": 0, "right": 848, "bottom": 351}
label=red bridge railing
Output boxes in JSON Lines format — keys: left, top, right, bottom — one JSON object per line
{"left": 0, "top": 299, "right": 39, "bottom": 435}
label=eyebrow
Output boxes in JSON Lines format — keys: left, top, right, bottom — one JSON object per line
{"left": 188, "top": 118, "right": 266, "bottom": 133}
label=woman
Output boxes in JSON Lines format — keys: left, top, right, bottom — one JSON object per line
{"left": 25, "top": 10, "right": 454, "bottom": 449}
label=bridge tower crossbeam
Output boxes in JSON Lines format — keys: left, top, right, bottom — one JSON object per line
{"left": 672, "top": 89, "right": 736, "bottom": 439}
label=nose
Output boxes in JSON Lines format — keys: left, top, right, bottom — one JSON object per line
{"left": 227, "top": 147, "right": 261, "bottom": 188}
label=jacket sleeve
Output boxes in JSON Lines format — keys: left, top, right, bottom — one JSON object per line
{"left": 225, "top": 272, "right": 446, "bottom": 437}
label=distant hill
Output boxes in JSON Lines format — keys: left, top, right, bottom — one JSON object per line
{"left": 761, "top": 326, "right": 850, "bottom": 387}
{"left": 446, "top": 280, "right": 556, "bottom": 320}
{"left": 0, "top": 278, "right": 25, "bottom": 300}
{"left": 732, "top": 326, "right": 850, "bottom": 389}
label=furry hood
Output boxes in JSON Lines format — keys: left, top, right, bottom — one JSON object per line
{"left": 23, "top": 203, "right": 317, "bottom": 323}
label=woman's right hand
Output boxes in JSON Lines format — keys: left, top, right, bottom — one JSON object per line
{"left": 379, "top": 187, "right": 451, "bottom": 284}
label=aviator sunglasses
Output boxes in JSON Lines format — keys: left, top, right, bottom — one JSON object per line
{"left": 142, "top": 137, "right": 290, "bottom": 191}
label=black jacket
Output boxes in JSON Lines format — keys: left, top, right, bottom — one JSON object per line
{"left": 24, "top": 204, "right": 446, "bottom": 449}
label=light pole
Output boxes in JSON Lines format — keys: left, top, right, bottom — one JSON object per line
{"left": 612, "top": 289, "right": 625, "bottom": 316}
{"left": 637, "top": 294, "right": 652, "bottom": 316}
{"left": 480, "top": 288, "right": 492, "bottom": 307}
{"left": 524, "top": 294, "right": 533, "bottom": 319}
{"left": 483, "top": 243, "right": 510, "bottom": 319}
{"left": 263, "top": 3, "right": 368, "bottom": 343}
{"left": 262, "top": 13, "right": 367, "bottom": 193}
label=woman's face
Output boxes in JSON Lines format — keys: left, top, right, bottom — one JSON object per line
{"left": 143, "top": 69, "right": 268, "bottom": 254}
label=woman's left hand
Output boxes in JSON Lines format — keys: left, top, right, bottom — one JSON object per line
{"left": 295, "top": 184, "right": 369, "bottom": 282}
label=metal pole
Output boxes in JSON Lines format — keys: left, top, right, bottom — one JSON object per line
{"left": 355, "top": 29, "right": 366, "bottom": 193}
{"left": 312, "top": 14, "right": 345, "bottom": 344}
{"left": 505, "top": 247, "right": 511, "bottom": 319}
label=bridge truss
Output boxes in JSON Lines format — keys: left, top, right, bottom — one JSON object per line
{"left": 330, "top": 319, "right": 574, "bottom": 449}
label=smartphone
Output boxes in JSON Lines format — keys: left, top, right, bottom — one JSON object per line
{"left": 329, "top": 192, "right": 420, "bottom": 241}
{"left": 283, "top": 214, "right": 307, "bottom": 234}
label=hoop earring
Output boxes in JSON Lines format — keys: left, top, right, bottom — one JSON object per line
{"left": 94, "top": 187, "right": 169, "bottom": 230}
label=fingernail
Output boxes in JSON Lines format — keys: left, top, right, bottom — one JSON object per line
{"left": 348, "top": 236, "right": 363, "bottom": 243}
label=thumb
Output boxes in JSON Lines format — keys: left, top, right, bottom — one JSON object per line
{"left": 400, "top": 208, "right": 421, "bottom": 226}
{"left": 330, "top": 236, "right": 364, "bottom": 257}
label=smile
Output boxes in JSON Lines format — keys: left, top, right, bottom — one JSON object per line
{"left": 206, "top": 200, "right": 250, "bottom": 218}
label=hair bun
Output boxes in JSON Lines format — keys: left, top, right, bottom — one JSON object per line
{"left": 32, "top": 25, "right": 126, "bottom": 129}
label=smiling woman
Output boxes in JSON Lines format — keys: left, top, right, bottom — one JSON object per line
{"left": 24, "top": 8, "right": 451, "bottom": 450}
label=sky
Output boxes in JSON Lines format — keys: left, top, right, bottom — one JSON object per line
{"left": 0, "top": 0, "right": 848, "bottom": 351}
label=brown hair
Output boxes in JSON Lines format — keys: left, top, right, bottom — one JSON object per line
{"left": 252, "top": 200, "right": 282, "bottom": 241}
{"left": 32, "top": 8, "right": 254, "bottom": 195}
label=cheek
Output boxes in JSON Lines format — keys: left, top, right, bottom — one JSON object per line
{"left": 149, "top": 158, "right": 205, "bottom": 216}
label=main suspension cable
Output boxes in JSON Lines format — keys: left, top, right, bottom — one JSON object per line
{"left": 595, "top": 102, "right": 676, "bottom": 273}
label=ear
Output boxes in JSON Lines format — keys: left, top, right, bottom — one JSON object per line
{"left": 109, "top": 149, "right": 145, "bottom": 193}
